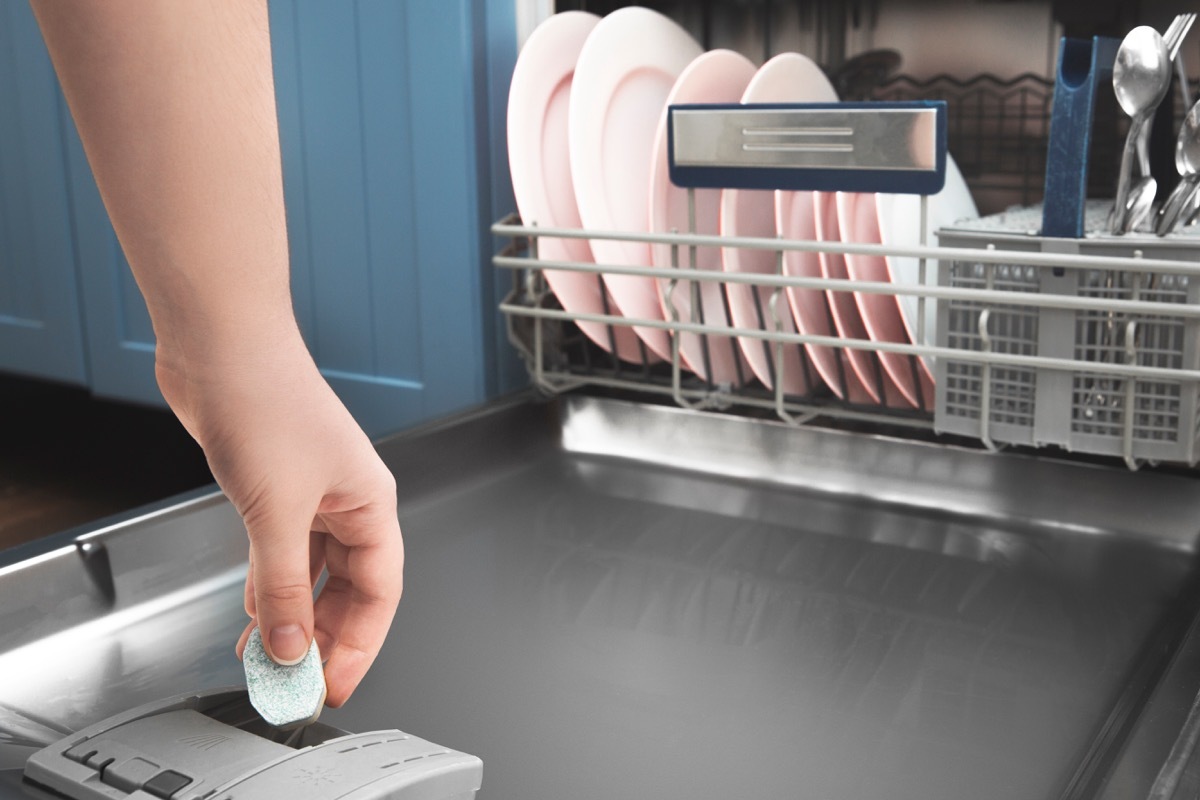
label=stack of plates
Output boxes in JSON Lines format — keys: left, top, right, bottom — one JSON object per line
{"left": 507, "top": 9, "right": 978, "bottom": 409}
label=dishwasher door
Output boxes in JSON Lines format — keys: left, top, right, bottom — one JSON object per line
{"left": 3, "top": 395, "right": 1200, "bottom": 800}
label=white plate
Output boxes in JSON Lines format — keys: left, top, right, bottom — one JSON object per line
{"left": 649, "top": 49, "right": 756, "bottom": 384}
{"left": 507, "top": 11, "right": 645, "bottom": 362}
{"left": 721, "top": 53, "right": 837, "bottom": 394}
{"left": 874, "top": 155, "right": 978, "bottom": 365}
{"left": 812, "top": 192, "right": 911, "bottom": 407}
{"left": 838, "top": 191, "right": 934, "bottom": 410}
{"left": 570, "top": 7, "right": 702, "bottom": 361}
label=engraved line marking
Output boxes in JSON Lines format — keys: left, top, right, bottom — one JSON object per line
{"left": 742, "top": 126, "right": 853, "bottom": 136}
{"left": 741, "top": 143, "right": 855, "bottom": 153}
{"left": 178, "top": 734, "right": 231, "bottom": 752}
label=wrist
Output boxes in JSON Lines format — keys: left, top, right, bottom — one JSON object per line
{"left": 153, "top": 313, "right": 317, "bottom": 436}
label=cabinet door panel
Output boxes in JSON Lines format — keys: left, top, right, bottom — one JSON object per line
{"left": 270, "top": 0, "right": 503, "bottom": 434}
{"left": 3, "top": 0, "right": 515, "bottom": 434}
{"left": 64, "top": 122, "right": 161, "bottom": 406}
{"left": 0, "top": 2, "right": 85, "bottom": 385}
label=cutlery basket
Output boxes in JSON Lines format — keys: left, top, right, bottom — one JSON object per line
{"left": 934, "top": 203, "right": 1200, "bottom": 465}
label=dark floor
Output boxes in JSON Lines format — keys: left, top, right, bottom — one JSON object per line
{"left": 0, "top": 375, "right": 214, "bottom": 552}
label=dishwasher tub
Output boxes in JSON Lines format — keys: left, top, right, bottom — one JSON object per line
{"left": 3, "top": 394, "right": 1200, "bottom": 800}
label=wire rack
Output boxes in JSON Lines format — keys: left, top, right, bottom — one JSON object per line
{"left": 872, "top": 73, "right": 1059, "bottom": 210}
{"left": 493, "top": 210, "right": 1200, "bottom": 469}
{"left": 871, "top": 71, "right": 1200, "bottom": 215}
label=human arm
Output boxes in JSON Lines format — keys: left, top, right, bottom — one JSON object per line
{"left": 29, "top": 0, "right": 404, "bottom": 706}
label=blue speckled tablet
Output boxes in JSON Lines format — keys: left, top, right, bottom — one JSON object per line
{"left": 243, "top": 627, "right": 326, "bottom": 728}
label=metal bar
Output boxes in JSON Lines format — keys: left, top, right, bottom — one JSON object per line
{"left": 685, "top": 189, "right": 716, "bottom": 391}
{"left": 917, "top": 194, "right": 929, "bottom": 347}
{"left": 498, "top": 302, "right": 1200, "bottom": 382}
{"left": 491, "top": 221, "right": 1200, "bottom": 276}
{"left": 977, "top": 309, "right": 999, "bottom": 452}
{"left": 666, "top": 242, "right": 705, "bottom": 411}
{"left": 533, "top": 369, "right": 935, "bottom": 429}
{"left": 495, "top": 256, "right": 1200, "bottom": 319}
{"left": 772, "top": 244, "right": 817, "bottom": 425}
{"left": 1123, "top": 320, "right": 1141, "bottom": 471}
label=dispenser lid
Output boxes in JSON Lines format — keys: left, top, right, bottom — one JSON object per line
{"left": 22, "top": 688, "right": 481, "bottom": 800}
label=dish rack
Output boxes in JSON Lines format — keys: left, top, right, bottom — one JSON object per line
{"left": 494, "top": 104, "right": 1200, "bottom": 471}
{"left": 493, "top": 213, "right": 1200, "bottom": 470}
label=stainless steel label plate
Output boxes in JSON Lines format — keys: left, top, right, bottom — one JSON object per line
{"left": 668, "top": 101, "right": 947, "bottom": 195}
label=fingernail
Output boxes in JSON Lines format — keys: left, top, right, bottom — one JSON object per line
{"left": 268, "top": 624, "right": 309, "bottom": 665}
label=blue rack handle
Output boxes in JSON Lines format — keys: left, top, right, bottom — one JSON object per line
{"left": 1041, "top": 36, "right": 1120, "bottom": 238}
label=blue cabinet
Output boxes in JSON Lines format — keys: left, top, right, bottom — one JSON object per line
{"left": 0, "top": 0, "right": 520, "bottom": 438}
{"left": 0, "top": 2, "right": 86, "bottom": 386}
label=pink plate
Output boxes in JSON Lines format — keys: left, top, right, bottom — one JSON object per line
{"left": 721, "top": 53, "right": 837, "bottom": 395}
{"left": 775, "top": 190, "right": 875, "bottom": 403}
{"left": 569, "top": 7, "right": 702, "bottom": 361}
{"left": 649, "top": 50, "right": 756, "bottom": 384}
{"left": 837, "top": 191, "right": 935, "bottom": 410}
{"left": 506, "top": 12, "right": 645, "bottom": 362}
{"left": 813, "top": 193, "right": 911, "bottom": 408}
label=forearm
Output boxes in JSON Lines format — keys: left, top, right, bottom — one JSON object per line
{"left": 30, "top": 0, "right": 297, "bottom": 372}
{"left": 31, "top": 2, "right": 404, "bottom": 698}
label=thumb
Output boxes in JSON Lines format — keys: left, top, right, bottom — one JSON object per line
{"left": 246, "top": 503, "right": 316, "bottom": 665}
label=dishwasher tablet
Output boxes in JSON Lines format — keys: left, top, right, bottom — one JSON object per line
{"left": 243, "top": 626, "right": 327, "bottom": 729}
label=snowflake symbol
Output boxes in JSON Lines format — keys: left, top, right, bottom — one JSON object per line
{"left": 294, "top": 766, "right": 341, "bottom": 787}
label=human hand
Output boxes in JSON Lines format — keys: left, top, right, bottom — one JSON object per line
{"left": 30, "top": 0, "right": 400, "bottom": 710}
{"left": 156, "top": 329, "right": 404, "bottom": 707}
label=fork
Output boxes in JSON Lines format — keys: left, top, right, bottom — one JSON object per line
{"left": 1153, "top": 14, "right": 1200, "bottom": 235}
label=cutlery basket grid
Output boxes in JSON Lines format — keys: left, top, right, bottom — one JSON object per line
{"left": 494, "top": 208, "right": 1200, "bottom": 469}
{"left": 940, "top": 265, "right": 1040, "bottom": 431}
{"left": 935, "top": 206, "right": 1200, "bottom": 465}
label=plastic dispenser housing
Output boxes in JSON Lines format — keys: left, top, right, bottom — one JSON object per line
{"left": 22, "top": 688, "right": 482, "bottom": 800}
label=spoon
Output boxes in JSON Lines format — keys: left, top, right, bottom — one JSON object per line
{"left": 1109, "top": 26, "right": 1172, "bottom": 233}
{"left": 1183, "top": 183, "right": 1200, "bottom": 227}
{"left": 1155, "top": 97, "right": 1200, "bottom": 234}
{"left": 1155, "top": 176, "right": 1200, "bottom": 235}
{"left": 1124, "top": 176, "right": 1159, "bottom": 232}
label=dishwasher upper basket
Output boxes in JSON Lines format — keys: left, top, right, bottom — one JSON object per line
{"left": 494, "top": 102, "right": 1200, "bottom": 470}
